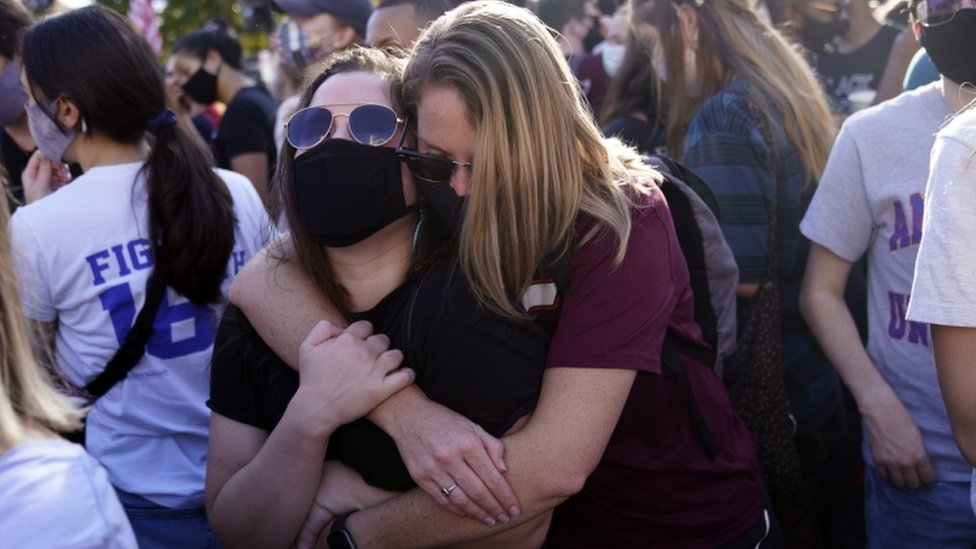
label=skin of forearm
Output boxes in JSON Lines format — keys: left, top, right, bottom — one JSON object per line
{"left": 347, "top": 426, "right": 571, "bottom": 549}
{"left": 209, "top": 391, "right": 342, "bottom": 548}
{"left": 230, "top": 244, "right": 415, "bottom": 431}
{"left": 932, "top": 325, "right": 976, "bottom": 466}
{"left": 347, "top": 368, "right": 637, "bottom": 548}
{"left": 800, "top": 284, "right": 894, "bottom": 414}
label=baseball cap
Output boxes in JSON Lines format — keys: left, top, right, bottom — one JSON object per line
{"left": 272, "top": 0, "right": 373, "bottom": 37}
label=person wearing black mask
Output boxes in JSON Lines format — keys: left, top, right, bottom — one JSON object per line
{"left": 800, "top": 0, "right": 976, "bottom": 547}
{"left": 806, "top": 0, "right": 902, "bottom": 115}
{"left": 171, "top": 19, "right": 277, "bottom": 206}
{"left": 205, "top": 46, "right": 550, "bottom": 548}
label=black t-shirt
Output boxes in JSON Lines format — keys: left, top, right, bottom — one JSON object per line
{"left": 818, "top": 25, "right": 901, "bottom": 115}
{"left": 213, "top": 85, "right": 276, "bottom": 176}
{"left": 208, "top": 259, "right": 548, "bottom": 491}
{"left": 1, "top": 129, "right": 29, "bottom": 209}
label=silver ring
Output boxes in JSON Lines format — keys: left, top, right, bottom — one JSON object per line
{"left": 440, "top": 484, "right": 457, "bottom": 498}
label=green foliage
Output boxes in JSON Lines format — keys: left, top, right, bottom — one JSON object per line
{"left": 94, "top": 0, "right": 262, "bottom": 56}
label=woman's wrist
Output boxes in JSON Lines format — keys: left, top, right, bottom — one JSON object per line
{"left": 287, "top": 388, "right": 343, "bottom": 441}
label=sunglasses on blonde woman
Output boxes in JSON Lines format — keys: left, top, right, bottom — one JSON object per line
{"left": 395, "top": 129, "right": 472, "bottom": 184}
{"left": 914, "top": 0, "right": 974, "bottom": 25}
{"left": 284, "top": 103, "right": 404, "bottom": 149}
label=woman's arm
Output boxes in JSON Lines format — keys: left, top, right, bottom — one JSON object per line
{"left": 800, "top": 243, "right": 934, "bottom": 488}
{"left": 229, "top": 241, "right": 518, "bottom": 522}
{"left": 931, "top": 326, "right": 976, "bottom": 467}
{"left": 206, "top": 321, "right": 415, "bottom": 548}
{"left": 341, "top": 367, "right": 636, "bottom": 548}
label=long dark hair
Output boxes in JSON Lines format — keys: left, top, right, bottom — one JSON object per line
{"left": 274, "top": 45, "right": 449, "bottom": 319}
{"left": 599, "top": 32, "right": 664, "bottom": 129}
{"left": 21, "top": 5, "right": 236, "bottom": 304}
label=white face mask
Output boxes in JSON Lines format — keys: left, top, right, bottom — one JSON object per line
{"left": 601, "top": 44, "right": 626, "bottom": 77}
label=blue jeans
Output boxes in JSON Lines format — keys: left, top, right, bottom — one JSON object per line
{"left": 865, "top": 465, "right": 976, "bottom": 548}
{"left": 115, "top": 489, "right": 222, "bottom": 549}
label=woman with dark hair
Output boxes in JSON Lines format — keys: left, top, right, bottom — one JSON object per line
{"left": 12, "top": 6, "right": 268, "bottom": 547}
{"left": 599, "top": 29, "right": 667, "bottom": 155}
{"left": 171, "top": 18, "right": 277, "bottom": 204}
{"left": 205, "top": 45, "right": 550, "bottom": 549}
{"left": 230, "top": 3, "right": 770, "bottom": 547}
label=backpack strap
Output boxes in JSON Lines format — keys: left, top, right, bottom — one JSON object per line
{"left": 84, "top": 266, "right": 167, "bottom": 398}
{"left": 662, "top": 332, "right": 720, "bottom": 460}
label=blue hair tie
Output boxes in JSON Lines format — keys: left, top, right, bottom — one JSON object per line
{"left": 147, "top": 108, "right": 177, "bottom": 135}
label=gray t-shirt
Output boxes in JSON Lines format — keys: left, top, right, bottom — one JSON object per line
{"left": 800, "top": 83, "right": 968, "bottom": 481}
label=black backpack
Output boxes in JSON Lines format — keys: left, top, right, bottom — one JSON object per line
{"left": 549, "top": 155, "right": 740, "bottom": 459}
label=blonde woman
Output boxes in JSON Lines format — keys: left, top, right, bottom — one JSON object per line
{"left": 630, "top": 0, "right": 849, "bottom": 474}
{"left": 230, "top": 3, "right": 773, "bottom": 547}
{"left": 0, "top": 189, "right": 137, "bottom": 548}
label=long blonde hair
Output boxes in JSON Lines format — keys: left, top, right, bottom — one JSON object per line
{"left": 631, "top": 0, "right": 835, "bottom": 182}
{"left": 402, "top": 1, "right": 658, "bottom": 319}
{"left": 0, "top": 194, "right": 84, "bottom": 450}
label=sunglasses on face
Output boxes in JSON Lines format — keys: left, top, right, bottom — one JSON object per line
{"left": 284, "top": 103, "right": 404, "bottom": 150}
{"left": 395, "top": 130, "right": 472, "bottom": 184}
{"left": 914, "top": 0, "right": 972, "bottom": 26}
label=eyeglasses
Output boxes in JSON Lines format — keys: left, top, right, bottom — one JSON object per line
{"left": 914, "top": 0, "right": 972, "bottom": 26}
{"left": 284, "top": 103, "right": 404, "bottom": 149}
{"left": 395, "top": 130, "right": 472, "bottom": 184}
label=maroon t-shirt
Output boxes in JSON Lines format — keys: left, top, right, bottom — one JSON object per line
{"left": 537, "top": 188, "right": 765, "bottom": 548}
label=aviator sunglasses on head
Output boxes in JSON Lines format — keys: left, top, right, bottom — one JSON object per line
{"left": 285, "top": 103, "right": 404, "bottom": 149}
{"left": 395, "top": 128, "right": 472, "bottom": 184}
{"left": 914, "top": 0, "right": 974, "bottom": 26}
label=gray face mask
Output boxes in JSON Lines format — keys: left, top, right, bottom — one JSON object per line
{"left": 0, "top": 59, "right": 26, "bottom": 127}
{"left": 25, "top": 100, "right": 75, "bottom": 163}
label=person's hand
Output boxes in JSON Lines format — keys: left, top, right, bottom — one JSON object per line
{"left": 294, "top": 460, "right": 399, "bottom": 549}
{"left": 22, "top": 150, "right": 70, "bottom": 204}
{"left": 390, "top": 402, "right": 520, "bottom": 526}
{"left": 296, "top": 320, "right": 415, "bottom": 436}
{"left": 862, "top": 389, "right": 936, "bottom": 489}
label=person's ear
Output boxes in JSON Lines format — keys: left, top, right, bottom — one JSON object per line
{"left": 204, "top": 49, "right": 222, "bottom": 73}
{"left": 912, "top": 20, "right": 921, "bottom": 40}
{"left": 332, "top": 25, "right": 358, "bottom": 50}
{"left": 675, "top": 4, "right": 699, "bottom": 50}
{"left": 56, "top": 96, "right": 83, "bottom": 132}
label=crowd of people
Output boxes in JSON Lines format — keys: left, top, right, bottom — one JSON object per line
{"left": 0, "top": 0, "right": 975, "bottom": 547}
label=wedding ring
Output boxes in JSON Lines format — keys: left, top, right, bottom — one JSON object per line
{"left": 440, "top": 483, "right": 458, "bottom": 498}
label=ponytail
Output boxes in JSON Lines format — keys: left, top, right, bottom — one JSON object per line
{"left": 143, "top": 114, "right": 236, "bottom": 304}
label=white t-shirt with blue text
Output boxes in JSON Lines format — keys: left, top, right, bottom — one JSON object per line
{"left": 10, "top": 162, "right": 269, "bottom": 508}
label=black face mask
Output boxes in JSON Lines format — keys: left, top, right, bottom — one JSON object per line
{"left": 921, "top": 10, "right": 976, "bottom": 86}
{"left": 800, "top": 18, "right": 850, "bottom": 55}
{"left": 418, "top": 180, "right": 466, "bottom": 237}
{"left": 292, "top": 139, "right": 417, "bottom": 247}
{"left": 182, "top": 64, "right": 219, "bottom": 105}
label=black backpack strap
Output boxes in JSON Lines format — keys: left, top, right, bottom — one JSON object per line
{"left": 84, "top": 268, "right": 167, "bottom": 398}
{"left": 646, "top": 154, "right": 722, "bottom": 220}
{"left": 662, "top": 331, "right": 719, "bottom": 460}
